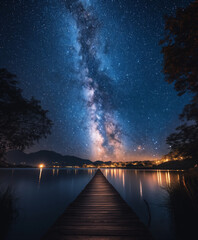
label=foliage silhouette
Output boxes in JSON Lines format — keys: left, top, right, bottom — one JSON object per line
{"left": 160, "top": 1, "right": 198, "bottom": 161}
{"left": 0, "top": 68, "right": 52, "bottom": 159}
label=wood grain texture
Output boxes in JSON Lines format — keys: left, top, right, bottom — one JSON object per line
{"left": 42, "top": 169, "right": 153, "bottom": 240}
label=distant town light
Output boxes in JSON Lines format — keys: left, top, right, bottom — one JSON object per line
{"left": 39, "top": 164, "right": 45, "bottom": 168}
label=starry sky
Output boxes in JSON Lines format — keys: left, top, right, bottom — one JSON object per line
{"left": 0, "top": 0, "right": 193, "bottom": 161}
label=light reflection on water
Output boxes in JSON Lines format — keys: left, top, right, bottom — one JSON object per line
{"left": 102, "top": 169, "right": 183, "bottom": 240}
{"left": 0, "top": 168, "right": 96, "bottom": 240}
{"left": 38, "top": 167, "right": 43, "bottom": 184}
{"left": 0, "top": 168, "right": 183, "bottom": 240}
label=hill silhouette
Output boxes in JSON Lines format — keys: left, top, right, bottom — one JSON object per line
{"left": 6, "top": 150, "right": 92, "bottom": 167}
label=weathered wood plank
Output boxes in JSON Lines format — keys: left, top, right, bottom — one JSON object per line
{"left": 42, "top": 169, "right": 153, "bottom": 240}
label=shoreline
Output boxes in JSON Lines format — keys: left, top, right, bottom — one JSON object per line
{"left": 0, "top": 166, "right": 188, "bottom": 171}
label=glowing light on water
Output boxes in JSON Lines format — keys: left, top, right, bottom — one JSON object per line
{"left": 113, "top": 168, "right": 116, "bottom": 178}
{"left": 177, "top": 174, "right": 180, "bottom": 182}
{"left": 38, "top": 164, "right": 45, "bottom": 184}
{"left": 182, "top": 175, "right": 189, "bottom": 193}
{"left": 122, "top": 171, "right": 125, "bottom": 187}
{"left": 38, "top": 168, "right": 43, "bottom": 184}
{"left": 88, "top": 169, "right": 93, "bottom": 175}
{"left": 157, "top": 170, "right": 162, "bottom": 186}
{"left": 165, "top": 171, "right": 171, "bottom": 186}
{"left": 105, "top": 168, "right": 108, "bottom": 177}
{"left": 119, "top": 169, "right": 122, "bottom": 179}
{"left": 139, "top": 180, "right": 143, "bottom": 197}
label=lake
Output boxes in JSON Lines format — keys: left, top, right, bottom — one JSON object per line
{"left": 0, "top": 168, "right": 182, "bottom": 240}
{"left": 103, "top": 169, "right": 181, "bottom": 240}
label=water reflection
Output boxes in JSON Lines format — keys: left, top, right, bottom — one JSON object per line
{"left": 140, "top": 180, "right": 143, "bottom": 198}
{"left": 102, "top": 169, "right": 183, "bottom": 240}
{"left": 104, "top": 168, "right": 126, "bottom": 184}
{"left": 165, "top": 171, "right": 171, "bottom": 186}
{"left": 0, "top": 168, "right": 96, "bottom": 240}
{"left": 38, "top": 167, "right": 43, "bottom": 184}
{"left": 103, "top": 169, "right": 181, "bottom": 196}
{"left": 1, "top": 168, "right": 184, "bottom": 240}
{"left": 122, "top": 171, "right": 125, "bottom": 187}
{"left": 157, "top": 170, "right": 162, "bottom": 186}
{"left": 52, "top": 168, "right": 55, "bottom": 176}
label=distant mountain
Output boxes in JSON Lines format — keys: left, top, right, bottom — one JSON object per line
{"left": 5, "top": 150, "right": 92, "bottom": 167}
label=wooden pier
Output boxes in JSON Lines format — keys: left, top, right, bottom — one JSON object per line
{"left": 43, "top": 169, "right": 153, "bottom": 240}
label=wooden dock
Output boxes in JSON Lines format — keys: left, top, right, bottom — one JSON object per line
{"left": 42, "top": 169, "right": 153, "bottom": 240}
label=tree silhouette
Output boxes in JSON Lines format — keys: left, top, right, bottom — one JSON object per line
{"left": 160, "top": 1, "right": 198, "bottom": 161}
{"left": 0, "top": 68, "right": 52, "bottom": 159}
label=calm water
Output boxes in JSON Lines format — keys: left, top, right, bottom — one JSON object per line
{"left": 0, "top": 168, "right": 96, "bottom": 240}
{"left": 102, "top": 169, "right": 182, "bottom": 240}
{"left": 0, "top": 168, "right": 182, "bottom": 240}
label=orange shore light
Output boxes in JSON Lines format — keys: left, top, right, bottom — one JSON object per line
{"left": 39, "top": 164, "right": 45, "bottom": 168}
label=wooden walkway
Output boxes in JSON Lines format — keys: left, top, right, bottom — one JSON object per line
{"left": 42, "top": 169, "right": 153, "bottom": 240}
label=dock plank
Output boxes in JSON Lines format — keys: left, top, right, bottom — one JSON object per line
{"left": 42, "top": 169, "right": 152, "bottom": 240}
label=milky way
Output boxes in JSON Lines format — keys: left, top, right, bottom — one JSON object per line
{"left": 65, "top": 0, "right": 123, "bottom": 160}
{"left": 0, "top": 0, "right": 193, "bottom": 161}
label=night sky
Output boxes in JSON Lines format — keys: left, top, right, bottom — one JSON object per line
{"left": 0, "top": 0, "right": 193, "bottom": 161}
